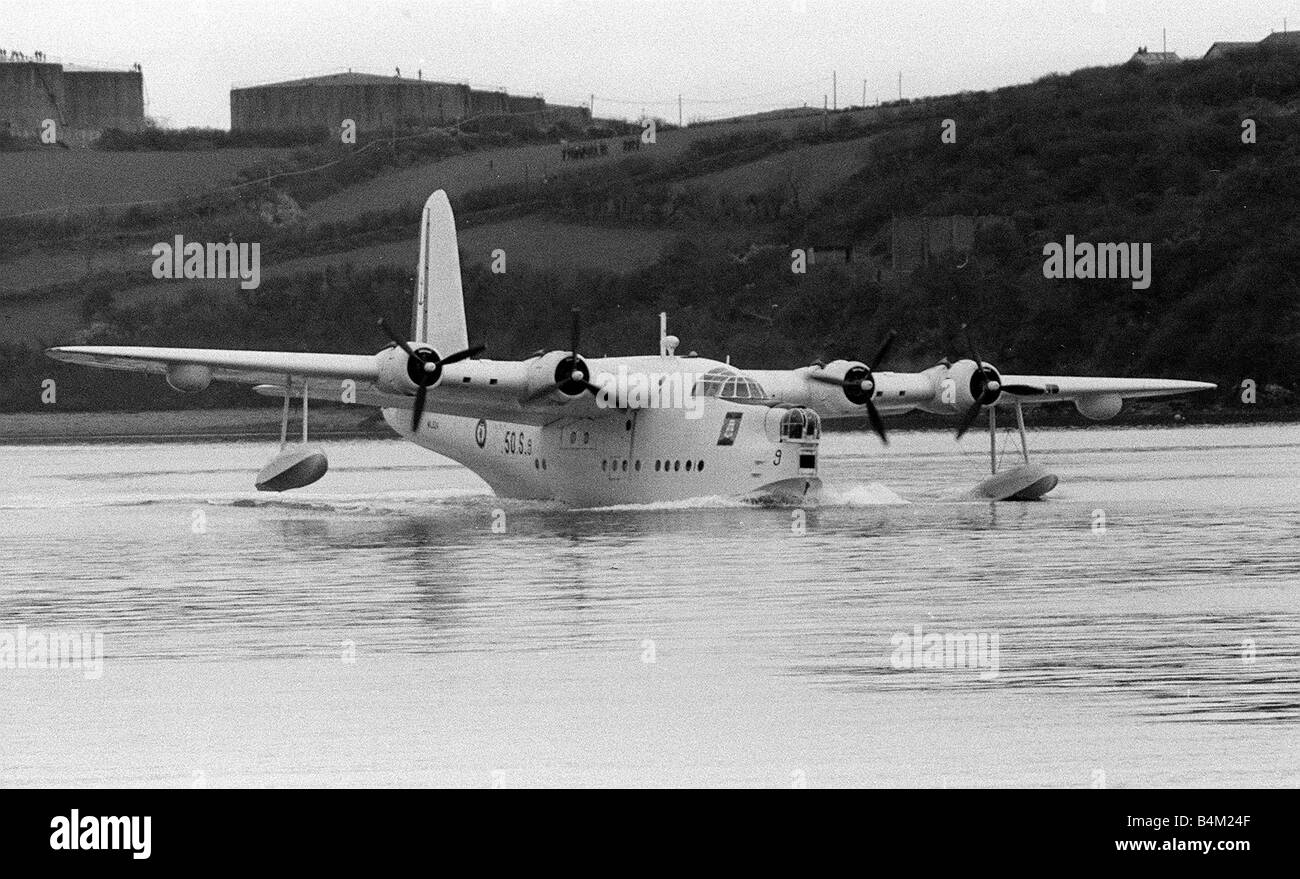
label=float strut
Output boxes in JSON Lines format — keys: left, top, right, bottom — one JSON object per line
{"left": 988, "top": 405, "right": 997, "bottom": 474}
{"left": 279, "top": 375, "right": 291, "bottom": 449}
{"left": 1015, "top": 400, "right": 1030, "bottom": 464}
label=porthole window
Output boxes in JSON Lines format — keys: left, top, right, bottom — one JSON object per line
{"left": 601, "top": 459, "right": 607, "bottom": 471}
{"left": 697, "top": 460, "right": 705, "bottom": 472}
{"left": 686, "top": 460, "right": 693, "bottom": 472}
{"left": 570, "top": 431, "right": 577, "bottom": 444}
{"left": 621, "top": 459, "right": 628, "bottom": 472}
{"left": 635, "top": 460, "right": 641, "bottom": 471}
{"left": 655, "top": 460, "right": 661, "bottom": 472}
{"left": 534, "top": 459, "right": 540, "bottom": 469}
{"left": 674, "top": 460, "right": 681, "bottom": 472}
{"left": 542, "top": 459, "right": 547, "bottom": 470}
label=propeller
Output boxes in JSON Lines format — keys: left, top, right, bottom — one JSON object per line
{"left": 807, "top": 330, "right": 895, "bottom": 444}
{"left": 524, "top": 308, "right": 603, "bottom": 402}
{"left": 378, "top": 318, "right": 485, "bottom": 431}
{"left": 953, "top": 324, "right": 1045, "bottom": 439}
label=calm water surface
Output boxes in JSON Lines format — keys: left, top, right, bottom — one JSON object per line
{"left": 1, "top": 424, "right": 1297, "bottom": 787}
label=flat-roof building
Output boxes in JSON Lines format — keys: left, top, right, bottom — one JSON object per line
{"left": 0, "top": 55, "right": 143, "bottom": 143}
{"left": 230, "top": 70, "right": 589, "bottom": 135}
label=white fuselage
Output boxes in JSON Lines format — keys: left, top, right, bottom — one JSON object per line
{"left": 382, "top": 393, "right": 821, "bottom": 506}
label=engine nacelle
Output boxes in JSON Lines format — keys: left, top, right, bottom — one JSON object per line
{"left": 376, "top": 344, "right": 443, "bottom": 395}
{"left": 165, "top": 363, "right": 213, "bottom": 393}
{"left": 526, "top": 350, "right": 592, "bottom": 400}
{"left": 922, "top": 359, "right": 1002, "bottom": 414}
{"left": 1075, "top": 393, "right": 1123, "bottom": 420}
{"left": 814, "top": 359, "right": 874, "bottom": 405}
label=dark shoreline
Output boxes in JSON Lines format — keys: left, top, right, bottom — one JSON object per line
{"left": 0, "top": 404, "right": 1294, "bottom": 444}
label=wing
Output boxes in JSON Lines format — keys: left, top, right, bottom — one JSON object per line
{"left": 46, "top": 345, "right": 379, "bottom": 385}
{"left": 997, "top": 374, "right": 1216, "bottom": 404}
{"left": 246, "top": 376, "right": 555, "bottom": 425}
{"left": 45, "top": 344, "right": 617, "bottom": 426}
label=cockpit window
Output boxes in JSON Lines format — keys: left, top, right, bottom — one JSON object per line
{"left": 693, "top": 366, "right": 767, "bottom": 401}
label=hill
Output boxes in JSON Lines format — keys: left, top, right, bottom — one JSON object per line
{"left": 2, "top": 49, "right": 1299, "bottom": 419}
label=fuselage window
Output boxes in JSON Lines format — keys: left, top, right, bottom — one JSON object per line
{"left": 698, "top": 460, "right": 705, "bottom": 472}
{"left": 601, "top": 459, "right": 607, "bottom": 471}
{"left": 674, "top": 460, "right": 681, "bottom": 472}
{"left": 621, "top": 459, "right": 628, "bottom": 472}
{"left": 686, "top": 460, "right": 693, "bottom": 472}
{"left": 655, "top": 460, "right": 661, "bottom": 472}
{"left": 635, "top": 460, "right": 641, "bottom": 471}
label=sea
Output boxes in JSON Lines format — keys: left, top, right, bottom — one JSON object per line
{"left": 1, "top": 423, "right": 1296, "bottom": 787}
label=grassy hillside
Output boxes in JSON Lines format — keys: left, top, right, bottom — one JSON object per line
{"left": 3, "top": 49, "right": 1299, "bottom": 417}
{"left": 0, "top": 148, "right": 293, "bottom": 218}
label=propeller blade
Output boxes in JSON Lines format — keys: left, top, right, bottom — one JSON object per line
{"left": 960, "top": 323, "right": 985, "bottom": 369}
{"left": 869, "top": 330, "right": 897, "bottom": 371}
{"left": 955, "top": 399, "right": 983, "bottom": 440}
{"left": 580, "top": 380, "right": 603, "bottom": 397}
{"left": 434, "top": 343, "right": 486, "bottom": 367}
{"left": 378, "top": 318, "right": 417, "bottom": 358}
{"left": 807, "top": 372, "right": 842, "bottom": 386}
{"left": 410, "top": 382, "right": 428, "bottom": 432}
{"left": 1001, "top": 383, "right": 1046, "bottom": 396}
{"left": 570, "top": 307, "right": 581, "bottom": 356}
{"left": 865, "top": 398, "right": 888, "bottom": 445}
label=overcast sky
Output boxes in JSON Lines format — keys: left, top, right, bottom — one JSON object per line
{"left": 6, "top": 1, "right": 1296, "bottom": 128}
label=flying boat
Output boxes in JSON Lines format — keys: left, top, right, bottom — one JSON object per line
{"left": 47, "top": 191, "right": 1215, "bottom": 505}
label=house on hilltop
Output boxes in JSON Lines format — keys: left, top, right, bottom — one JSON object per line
{"left": 1129, "top": 47, "right": 1180, "bottom": 65}
{"left": 1259, "top": 30, "right": 1300, "bottom": 48}
{"left": 1204, "top": 29, "right": 1300, "bottom": 59}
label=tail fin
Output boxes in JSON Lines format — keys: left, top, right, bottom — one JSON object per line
{"left": 411, "top": 190, "right": 469, "bottom": 352}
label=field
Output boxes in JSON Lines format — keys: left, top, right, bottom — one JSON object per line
{"left": 681, "top": 126, "right": 920, "bottom": 199}
{"left": 275, "top": 216, "right": 675, "bottom": 277}
{"left": 1, "top": 101, "right": 938, "bottom": 384}
{"left": 0, "top": 147, "right": 292, "bottom": 218}
{"left": 305, "top": 107, "right": 890, "bottom": 226}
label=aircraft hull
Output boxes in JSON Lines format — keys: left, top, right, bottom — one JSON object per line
{"left": 383, "top": 398, "right": 821, "bottom": 506}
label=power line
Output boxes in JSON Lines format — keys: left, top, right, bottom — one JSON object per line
{"left": 583, "top": 76, "right": 827, "bottom": 108}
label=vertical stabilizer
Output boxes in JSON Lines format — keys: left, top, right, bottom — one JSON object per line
{"left": 411, "top": 190, "right": 469, "bottom": 352}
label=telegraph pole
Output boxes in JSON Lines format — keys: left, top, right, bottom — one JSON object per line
{"left": 832, "top": 70, "right": 837, "bottom": 110}
{"left": 678, "top": 94, "right": 682, "bottom": 127}
{"left": 862, "top": 79, "right": 867, "bottom": 108}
